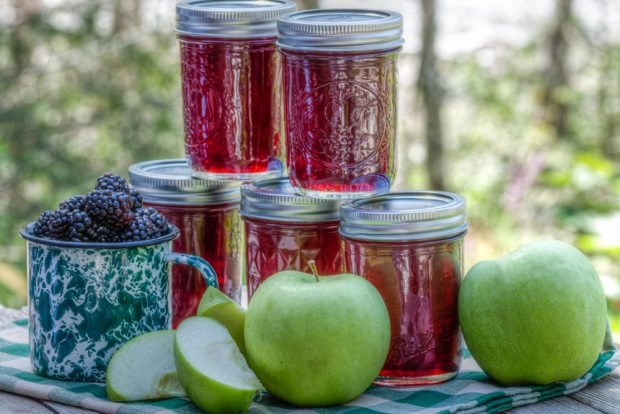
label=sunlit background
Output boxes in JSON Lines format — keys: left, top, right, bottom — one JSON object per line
{"left": 1, "top": 0, "right": 619, "bottom": 336}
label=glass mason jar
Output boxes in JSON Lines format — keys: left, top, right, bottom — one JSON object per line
{"left": 340, "top": 192, "right": 468, "bottom": 386}
{"left": 129, "top": 159, "right": 242, "bottom": 328}
{"left": 277, "top": 9, "right": 403, "bottom": 199}
{"left": 176, "top": 0, "right": 296, "bottom": 181}
{"left": 241, "top": 177, "right": 344, "bottom": 298}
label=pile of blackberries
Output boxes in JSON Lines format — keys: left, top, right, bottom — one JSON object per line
{"left": 32, "top": 173, "right": 169, "bottom": 242}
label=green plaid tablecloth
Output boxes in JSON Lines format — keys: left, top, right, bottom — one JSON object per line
{"left": 0, "top": 318, "right": 617, "bottom": 414}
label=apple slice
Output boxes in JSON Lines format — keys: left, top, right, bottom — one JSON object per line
{"left": 106, "top": 330, "right": 185, "bottom": 401}
{"left": 175, "top": 316, "right": 262, "bottom": 414}
{"left": 197, "top": 287, "right": 246, "bottom": 354}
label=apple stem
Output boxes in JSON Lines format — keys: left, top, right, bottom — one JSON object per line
{"left": 308, "top": 260, "right": 320, "bottom": 282}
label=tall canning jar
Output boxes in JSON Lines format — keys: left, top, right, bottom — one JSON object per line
{"left": 129, "top": 159, "right": 242, "bottom": 328}
{"left": 240, "top": 177, "right": 344, "bottom": 298}
{"left": 277, "top": 9, "right": 403, "bottom": 199}
{"left": 176, "top": 0, "right": 296, "bottom": 181}
{"left": 340, "top": 192, "right": 468, "bottom": 386}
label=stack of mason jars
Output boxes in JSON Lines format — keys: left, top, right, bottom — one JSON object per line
{"left": 129, "top": 0, "right": 468, "bottom": 387}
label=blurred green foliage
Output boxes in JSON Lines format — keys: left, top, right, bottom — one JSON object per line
{"left": 0, "top": 5, "right": 185, "bottom": 306}
{"left": 432, "top": 28, "right": 620, "bottom": 334}
{"left": 0, "top": 2, "right": 619, "bottom": 336}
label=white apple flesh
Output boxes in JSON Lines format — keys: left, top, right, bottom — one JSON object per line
{"left": 197, "top": 287, "right": 246, "bottom": 354}
{"left": 106, "top": 330, "right": 185, "bottom": 401}
{"left": 174, "top": 316, "right": 262, "bottom": 414}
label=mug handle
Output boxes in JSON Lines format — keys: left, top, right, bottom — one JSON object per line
{"left": 165, "top": 252, "right": 219, "bottom": 289}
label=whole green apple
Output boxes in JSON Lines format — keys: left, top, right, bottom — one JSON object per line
{"left": 459, "top": 240, "right": 607, "bottom": 385}
{"left": 244, "top": 267, "right": 390, "bottom": 407}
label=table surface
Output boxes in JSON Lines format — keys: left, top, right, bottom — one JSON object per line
{"left": 1, "top": 306, "right": 619, "bottom": 414}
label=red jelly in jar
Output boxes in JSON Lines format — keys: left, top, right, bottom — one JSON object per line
{"left": 277, "top": 9, "right": 403, "bottom": 199}
{"left": 176, "top": 0, "right": 296, "bottom": 181}
{"left": 340, "top": 192, "right": 468, "bottom": 386}
{"left": 240, "top": 177, "right": 344, "bottom": 298}
{"left": 129, "top": 159, "right": 242, "bottom": 328}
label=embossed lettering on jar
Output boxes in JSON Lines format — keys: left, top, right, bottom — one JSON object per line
{"left": 177, "top": 0, "right": 296, "bottom": 181}
{"left": 129, "top": 159, "right": 242, "bottom": 328}
{"left": 340, "top": 192, "right": 468, "bottom": 386}
{"left": 278, "top": 9, "right": 403, "bottom": 199}
{"left": 240, "top": 177, "right": 344, "bottom": 298}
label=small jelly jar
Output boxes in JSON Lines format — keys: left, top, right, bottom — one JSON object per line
{"left": 277, "top": 9, "right": 403, "bottom": 199}
{"left": 176, "top": 0, "right": 296, "bottom": 181}
{"left": 129, "top": 159, "right": 242, "bottom": 328}
{"left": 240, "top": 177, "right": 344, "bottom": 298}
{"left": 340, "top": 192, "right": 468, "bottom": 386}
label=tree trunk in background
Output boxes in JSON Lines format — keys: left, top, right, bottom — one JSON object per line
{"left": 113, "top": 0, "right": 141, "bottom": 33}
{"left": 297, "top": 0, "right": 319, "bottom": 10}
{"left": 10, "top": 0, "right": 42, "bottom": 75}
{"left": 542, "top": 0, "right": 573, "bottom": 140}
{"left": 598, "top": 52, "right": 618, "bottom": 157}
{"left": 598, "top": 0, "right": 618, "bottom": 158}
{"left": 418, "top": 0, "right": 446, "bottom": 190}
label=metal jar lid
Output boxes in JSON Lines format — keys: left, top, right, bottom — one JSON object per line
{"left": 176, "top": 0, "right": 297, "bottom": 38}
{"left": 128, "top": 159, "right": 240, "bottom": 205}
{"left": 340, "top": 191, "right": 467, "bottom": 242}
{"left": 277, "top": 9, "right": 404, "bottom": 52}
{"left": 241, "top": 177, "right": 340, "bottom": 223}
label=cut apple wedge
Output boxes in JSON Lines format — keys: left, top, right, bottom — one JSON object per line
{"left": 175, "top": 316, "right": 262, "bottom": 414}
{"left": 197, "top": 287, "right": 246, "bottom": 354}
{"left": 106, "top": 330, "right": 185, "bottom": 401}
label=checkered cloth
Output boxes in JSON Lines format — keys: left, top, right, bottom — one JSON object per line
{"left": 0, "top": 318, "right": 617, "bottom": 414}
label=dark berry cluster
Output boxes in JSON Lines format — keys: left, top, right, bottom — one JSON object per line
{"left": 122, "top": 208, "right": 169, "bottom": 241}
{"left": 32, "top": 173, "right": 167, "bottom": 242}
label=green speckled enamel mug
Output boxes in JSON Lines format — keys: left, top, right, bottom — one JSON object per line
{"left": 20, "top": 223, "right": 217, "bottom": 382}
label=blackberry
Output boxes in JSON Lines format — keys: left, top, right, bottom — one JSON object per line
{"left": 95, "top": 173, "right": 128, "bottom": 193}
{"left": 129, "top": 188, "right": 143, "bottom": 210}
{"left": 85, "top": 190, "right": 134, "bottom": 230}
{"left": 32, "top": 173, "right": 151, "bottom": 243}
{"left": 59, "top": 195, "right": 86, "bottom": 212}
{"left": 83, "top": 223, "right": 121, "bottom": 243}
{"left": 32, "top": 210, "right": 56, "bottom": 238}
{"left": 48, "top": 209, "right": 73, "bottom": 240}
{"left": 95, "top": 173, "right": 142, "bottom": 210}
{"left": 67, "top": 210, "right": 94, "bottom": 241}
{"left": 122, "top": 207, "right": 168, "bottom": 241}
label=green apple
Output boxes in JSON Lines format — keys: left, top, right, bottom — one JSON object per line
{"left": 197, "top": 287, "right": 246, "bottom": 354}
{"left": 244, "top": 265, "right": 390, "bottom": 407}
{"left": 459, "top": 240, "right": 607, "bottom": 385}
{"left": 174, "top": 316, "right": 262, "bottom": 414}
{"left": 106, "top": 330, "right": 185, "bottom": 401}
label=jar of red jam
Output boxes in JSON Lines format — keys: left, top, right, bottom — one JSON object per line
{"left": 240, "top": 177, "right": 344, "bottom": 298}
{"left": 129, "top": 159, "right": 242, "bottom": 328}
{"left": 176, "top": 0, "right": 296, "bottom": 181}
{"left": 277, "top": 9, "right": 403, "bottom": 199}
{"left": 340, "top": 192, "right": 467, "bottom": 386}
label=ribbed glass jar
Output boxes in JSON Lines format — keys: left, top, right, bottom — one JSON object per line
{"left": 241, "top": 177, "right": 344, "bottom": 298}
{"left": 340, "top": 192, "right": 467, "bottom": 386}
{"left": 176, "top": 0, "right": 296, "bottom": 181}
{"left": 278, "top": 9, "right": 403, "bottom": 199}
{"left": 129, "top": 159, "right": 242, "bottom": 328}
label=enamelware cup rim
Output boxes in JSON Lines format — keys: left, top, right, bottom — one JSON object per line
{"left": 19, "top": 222, "right": 179, "bottom": 249}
